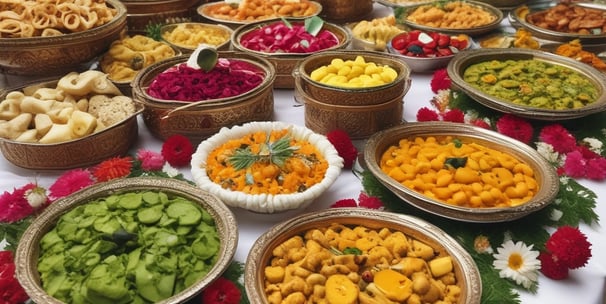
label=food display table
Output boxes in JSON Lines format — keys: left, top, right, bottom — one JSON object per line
{"left": 1, "top": 2, "right": 605, "bottom": 303}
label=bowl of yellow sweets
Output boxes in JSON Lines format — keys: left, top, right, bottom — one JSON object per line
{"left": 245, "top": 208, "right": 482, "bottom": 303}
{"left": 293, "top": 50, "right": 411, "bottom": 138}
{"left": 160, "top": 22, "right": 233, "bottom": 53}
{"left": 363, "top": 122, "right": 559, "bottom": 222}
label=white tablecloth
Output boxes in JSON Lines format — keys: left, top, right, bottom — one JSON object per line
{"left": 1, "top": 4, "right": 605, "bottom": 303}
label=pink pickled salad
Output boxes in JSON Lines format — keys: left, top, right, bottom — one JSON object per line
{"left": 147, "top": 58, "right": 265, "bottom": 102}
{"left": 240, "top": 21, "right": 340, "bottom": 54}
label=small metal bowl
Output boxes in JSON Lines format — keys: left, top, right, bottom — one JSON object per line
{"left": 245, "top": 208, "right": 482, "bottom": 303}
{"left": 160, "top": 22, "right": 233, "bottom": 53}
{"left": 197, "top": 1, "right": 322, "bottom": 29}
{"left": 395, "top": 0, "right": 503, "bottom": 37}
{"left": 508, "top": 2, "right": 606, "bottom": 45}
{"left": 447, "top": 48, "right": 606, "bottom": 120}
{"left": 364, "top": 122, "right": 559, "bottom": 223}
{"left": 15, "top": 177, "right": 238, "bottom": 304}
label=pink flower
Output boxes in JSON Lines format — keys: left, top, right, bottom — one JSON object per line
{"left": 539, "top": 124, "right": 577, "bottom": 154}
{"left": 49, "top": 169, "right": 95, "bottom": 200}
{"left": 0, "top": 183, "right": 37, "bottom": 223}
{"left": 430, "top": 68, "right": 451, "bottom": 93}
{"left": 495, "top": 114, "right": 534, "bottom": 144}
{"left": 441, "top": 109, "right": 465, "bottom": 123}
{"left": 330, "top": 199, "right": 357, "bottom": 208}
{"left": 358, "top": 192, "right": 383, "bottom": 209}
{"left": 416, "top": 107, "right": 440, "bottom": 122}
{"left": 545, "top": 226, "right": 592, "bottom": 269}
{"left": 137, "top": 149, "right": 165, "bottom": 171}
{"left": 562, "top": 150, "right": 586, "bottom": 178}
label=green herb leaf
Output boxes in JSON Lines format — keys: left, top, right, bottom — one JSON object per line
{"left": 144, "top": 23, "right": 164, "bottom": 41}
{"left": 453, "top": 138, "right": 463, "bottom": 148}
{"left": 304, "top": 16, "right": 324, "bottom": 36}
{"left": 444, "top": 157, "right": 467, "bottom": 169}
{"left": 343, "top": 247, "right": 362, "bottom": 255}
{"left": 281, "top": 17, "right": 293, "bottom": 29}
{"left": 227, "top": 135, "right": 299, "bottom": 170}
{"left": 196, "top": 47, "right": 218, "bottom": 72}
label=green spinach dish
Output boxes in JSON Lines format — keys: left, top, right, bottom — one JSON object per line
{"left": 463, "top": 59, "right": 599, "bottom": 110}
{"left": 37, "top": 190, "right": 220, "bottom": 304}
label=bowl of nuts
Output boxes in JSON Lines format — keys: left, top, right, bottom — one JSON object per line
{"left": 245, "top": 208, "right": 482, "bottom": 303}
{"left": 363, "top": 122, "right": 560, "bottom": 222}
{"left": 0, "top": 71, "right": 142, "bottom": 170}
{"left": 387, "top": 30, "right": 472, "bottom": 73}
{"left": 0, "top": 0, "right": 127, "bottom": 76}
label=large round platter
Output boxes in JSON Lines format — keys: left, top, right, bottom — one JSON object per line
{"left": 245, "top": 208, "right": 482, "bottom": 303}
{"left": 508, "top": 1, "right": 606, "bottom": 45}
{"left": 363, "top": 122, "right": 559, "bottom": 223}
{"left": 447, "top": 48, "right": 606, "bottom": 120}
{"left": 394, "top": 0, "right": 503, "bottom": 36}
{"left": 197, "top": 1, "right": 322, "bottom": 28}
{"left": 15, "top": 177, "right": 238, "bottom": 304}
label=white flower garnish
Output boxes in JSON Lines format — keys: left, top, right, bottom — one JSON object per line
{"left": 581, "top": 137, "right": 603, "bottom": 154}
{"left": 25, "top": 186, "right": 47, "bottom": 209}
{"left": 492, "top": 240, "right": 541, "bottom": 289}
{"left": 162, "top": 163, "right": 180, "bottom": 178}
{"left": 535, "top": 141, "right": 561, "bottom": 165}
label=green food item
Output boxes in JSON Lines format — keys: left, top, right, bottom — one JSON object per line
{"left": 37, "top": 190, "right": 220, "bottom": 304}
{"left": 462, "top": 59, "right": 599, "bottom": 110}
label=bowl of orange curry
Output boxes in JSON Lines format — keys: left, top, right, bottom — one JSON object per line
{"left": 190, "top": 121, "right": 344, "bottom": 215}
{"left": 363, "top": 122, "right": 559, "bottom": 222}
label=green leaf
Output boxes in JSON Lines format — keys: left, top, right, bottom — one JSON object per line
{"left": 196, "top": 47, "right": 218, "bottom": 72}
{"left": 304, "top": 16, "right": 324, "bottom": 36}
{"left": 343, "top": 247, "right": 362, "bottom": 255}
{"left": 444, "top": 157, "right": 467, "bottom": 169}
{"left": 280, "top": 17, "right": 293, "bottom": 29}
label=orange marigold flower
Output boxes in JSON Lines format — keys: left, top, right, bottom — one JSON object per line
{"left": 93, "top": 156, "right": 134, "bottom": 182}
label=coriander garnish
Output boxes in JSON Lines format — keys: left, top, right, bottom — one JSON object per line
{"left": 227, "top": 135, "right": 299, "bottom": 170}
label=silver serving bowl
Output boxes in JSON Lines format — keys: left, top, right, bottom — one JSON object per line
{"left": 394, "top": 0, "right": 503, "bottom": 36}
{"left": 15, "top": 177, "right": 238, "bottom": 304}
{"left": 447, "top": 48, "right": 606, "bottom": 120}
{"left": 363, "top": 122, "right": 560, "bottom": 223}
{"left": 508, "top": 2, "right": 606, "bottom": 45}
{"left": 245, "top": 208, "right": 482, "bottom": 303}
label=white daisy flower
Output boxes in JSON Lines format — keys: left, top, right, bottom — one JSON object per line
{"left": 581, "top": 137, "right": 603, "bottom": 154}
{"left": 492, "top": 240, "right": 541, "bottom": 289}
{"left": 535, "top": 142, "right": 561, "bottom": 165}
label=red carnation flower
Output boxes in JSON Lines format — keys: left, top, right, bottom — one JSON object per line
{"left": 495, "top": 114, "right": 533, "bottom": 144}
{"left": 49, "top": 168, "right": 95, "bottom": 200}
{"left": 358, "top": 192, "right": 383, "bottom": 209}
{"left": 586, "top": 157, "right": 606, "bottom": 180}
{"left": 441, "top": 109, "right": 465, "bottom": 123}
{"left": 162, "top": 134, "right": 194, "bottom": 167}
{"left": 330, "top": 198, "right": 358, "bottom": 208}
{"left": 0, "top": 251, "right": 29, "bottom": 304}
{"left": 0, "top": 183, "right": 37, "bottom": 223}
{"left": 201, "top": 277, "right": 241, "bottom": 304}
{"left": 416, "top": 107, "right": 440, "bottom": 122}
{"left": 546, "top": 226, "right": 592, "bottom": 269}
{"left": 539, "top": 124, "right": 577, "bottom": 154}
{"left": 326, "top": 129, "right": 358, "bottom": 169}
{"left": 93, "top": 156, "right": 133, "bottom": 182}
{"left": 562, "top": 151, "right": 586, "bottom": 178}
{"left": 539, "top": 251, "right": 569, "bottom": 280}
{"left": 470, "top": 118, "right": 491, "bottom": 129}
{"left": 430, "top": 68, "right": 451, "bottom": 93}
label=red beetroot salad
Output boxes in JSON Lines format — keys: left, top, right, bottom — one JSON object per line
{"left": 146, "top": 58, "right": 265, "bottom": 102}
{"left": 240, "top": 21, "right": 340, "bottom": 54}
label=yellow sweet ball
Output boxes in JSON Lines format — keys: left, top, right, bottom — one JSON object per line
{"left": 309, "top": 55, "right": 399, "bottom": 88}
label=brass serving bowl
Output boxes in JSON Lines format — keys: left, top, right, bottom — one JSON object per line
{"left": 231, "top": 18, "right": 352, "bottom": 89}
{"left": 197, "top": 1, "right": 322, "bottom": 29}
{"left": 364, "top": 122, "right": 560, "bottom": 223}
{"left": 15, "top": 177, "right": 238, "bottom": 304}
{"left": 508, "top": 2, "right": 606, "bottom": 45}
{"left": 160, "top": 22, "right": 233, "bottom": 54}
{"left": 190, "top": 121, "right": 343, "bottom": 215}
{"left": 447, "top": 48, "right": 606, "bottom": 120}
{"left": 0, "top": 78, "right": 143, "bottom": 170}
{"left": 245, "top": 208, "right": 482, "bottom": 303}
{"left": 132, "top": 52, "right": 275, "bottom": 145}
{"left": 395, "top": 0, "right": 503, "bottom": 37}
{"left": 0, "top": 0, "right": 127, "bottom": 76}
{"left": 120, "top": 0, "right": 200, "bottom": 34}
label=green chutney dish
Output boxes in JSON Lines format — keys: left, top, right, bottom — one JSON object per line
{"left": 15, "top": 177, "right": 238, "bottom": 304}
{"left": 447, "top": 48, "right": 606, "bottom": 120}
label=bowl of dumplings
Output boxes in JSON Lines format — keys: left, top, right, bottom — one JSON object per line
{"left": 0, "top": 0, "right": 127, "bottom": 76}
{"left": 0, "top": 70, "right": 143, "bottom": 170}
